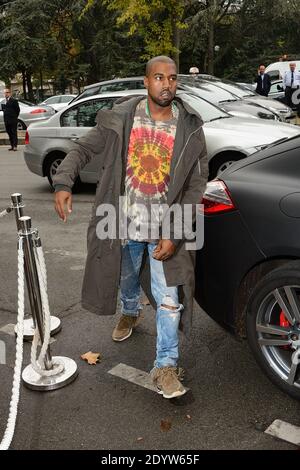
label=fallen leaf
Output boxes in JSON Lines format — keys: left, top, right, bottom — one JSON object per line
{"left": 137, "top": 437, "right": 144, "bottom": 442}
{"left": 186, "top": 414, "right": 192, "bottom": 420}
{"left": 160, "top": 419, "right": 172, "bottom": 432}
{"left": 80, "top": 351, "right": 101, "bottom": 365}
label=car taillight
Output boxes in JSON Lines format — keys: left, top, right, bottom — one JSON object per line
{"left": 202, "top": 180, "right": 236, "bottom": 214}
{"left": 30, "top": 109, "right": 47, "bottom": 114}
{"left": 25, "top": 131, "right": 29, "bottom": 145}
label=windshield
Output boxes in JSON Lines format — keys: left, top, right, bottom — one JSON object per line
{"left": 199, "top": 76, "right": 256, "bottom": 98}
{"left": 179, "top": 79, "right": 238, "bottom": 104}
{"left": 179, "top": 92, "right": 229, "bottom": 123}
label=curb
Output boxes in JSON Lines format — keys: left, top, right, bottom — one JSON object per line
{"left": 0, "top": 131, "right": 26, "bottom": 146}
{"left": 0, "top": 139, "right": 25, "bottom": 145}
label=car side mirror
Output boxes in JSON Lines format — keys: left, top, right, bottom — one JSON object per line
{"left": 277, "top": 85, "right": 283, "bottom": 91}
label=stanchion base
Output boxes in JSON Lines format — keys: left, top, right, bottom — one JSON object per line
{"left": 15, "top": 316, "right": 62, "bottom": 341}
{"left": 22, "top": 356, "right": 78, "bottom": 391}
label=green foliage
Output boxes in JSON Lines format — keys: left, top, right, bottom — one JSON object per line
{"left": 102, "top": 0, "right": 187, "bottom": 59}
{"left": 0, "top": 0, "right": 299, "bottom": 94}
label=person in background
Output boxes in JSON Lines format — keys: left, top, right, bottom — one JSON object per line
{"left": 189, "top": 66, "right": 200, "bottom": 77}
{"left": 2, "top": 89, "right": 20, "bottom": 151}
{"left": 254, "top": 64, "right": 271, "bottom": 97}
{"left": 283, "top": 62, "right": 300, "bottom": 116}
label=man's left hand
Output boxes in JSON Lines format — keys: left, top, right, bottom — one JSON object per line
{"left": 153, "top": 239, "right": 176, "bottom": 261}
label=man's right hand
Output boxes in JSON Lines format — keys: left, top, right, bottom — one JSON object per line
{"left": 54, "top": 191, "right": 72, "bottom": 222}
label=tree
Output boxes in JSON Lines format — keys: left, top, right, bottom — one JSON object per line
{"left": 82, "top": 0, "right": 187, "bottom": 68}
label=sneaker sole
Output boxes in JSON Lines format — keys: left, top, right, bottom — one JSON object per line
{"left": 112, "top": 328, "right": 133, "bottom": 342}
{"left": 157, "top": 387, "right": 187, "bottom": 399}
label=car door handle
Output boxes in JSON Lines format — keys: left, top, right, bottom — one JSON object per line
{"left": 70, "top": 134, "right": 80, "bottom": 141}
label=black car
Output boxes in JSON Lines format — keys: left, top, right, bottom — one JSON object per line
{"left": 195, "top": 134, "right": 300, "bottom": 399}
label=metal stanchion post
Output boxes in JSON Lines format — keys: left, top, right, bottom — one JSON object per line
{"left": 20, "top": 216, "right": 78, "bottom": 391}
{"left": 11, "top": 193, "right": 61, "bottom": 340}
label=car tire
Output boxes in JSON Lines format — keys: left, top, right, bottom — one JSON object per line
{"left": 17, "top": 120, "right": 26, "bottom": 131}
{"left": 45, "top": 154, "right": 81, "bottom": 192}
{"left": 209, "top": 153, "right": 244, "bottom": 180}
{"left": 247, "top": 262, "right": 300, "bottom": 399}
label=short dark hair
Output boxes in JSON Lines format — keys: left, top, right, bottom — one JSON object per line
{"left": 259, "top": 64, "right": 265, "bottom": 68}
{"left": 145, "top": 56, "right": 177, "bottom": 76}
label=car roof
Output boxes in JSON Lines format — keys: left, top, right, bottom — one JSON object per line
{"left": 84, "top": 77, "right": 144, "bottom": 90}
{"left": 69, "top": 89, "right": 147, "bottom": 105}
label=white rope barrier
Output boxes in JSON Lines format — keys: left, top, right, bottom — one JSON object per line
{"left": 0, "top": 238, "right": 25, "bottom": 450}
{"left": 30, "top": 246, "right": 64, "bottom": 377}
{"left": 0, "top": 239, "right": 64, "bottom": 450}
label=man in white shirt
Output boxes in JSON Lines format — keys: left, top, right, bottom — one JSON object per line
{"left": 283, "top": 62, "right": 300, "bottom": 114}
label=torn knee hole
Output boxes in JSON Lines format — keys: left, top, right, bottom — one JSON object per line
{"left": 161, "top": 304, "right": 178, "bottom": 311}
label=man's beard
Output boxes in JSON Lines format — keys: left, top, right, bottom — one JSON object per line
{"left": 148, "top": 90, "right": 175, "bottom": 108}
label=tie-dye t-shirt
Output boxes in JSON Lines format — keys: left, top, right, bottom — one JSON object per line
{"left": 123, "top": 98, "right": 178, "bottom": 241}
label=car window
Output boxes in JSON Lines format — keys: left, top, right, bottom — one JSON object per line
{"left": 45, "top": 96, "right": 59, "bottom": 104}
{"left": 61, "top": 106, "right": 78, "bottom": 127}
{"left": 179, "top": 80, "right": 236, "bottom": 103}
{"left": 269, "top": 82, "right": 282, "bottom": 93}
{"left": 61, "top": 98, "right": 114, "bottom": 127}
{"left": 268, "top": 70, "right": 280, "bottom": 81}
{"left": 179, "top": 92, "right": 229, "bottom": 123}
{"left": 135, "top": 81, "right": 146, "bottom": 89}
{"left": 98, "top": 81, "right": 137, "bottom": 93}
{"left": 60, "top": 95, "right": 73, "bottom": 103}
{"left": 75, "top": 87, "right": 100, "bottom": 102}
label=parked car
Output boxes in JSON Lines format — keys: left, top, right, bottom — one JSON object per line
{"left": 39, "top": 94, "right": 77, "bottom": 112}
{"left": 23, "top": 90, "right": 300, "bottom": 188}
{"left": 268, "top": 80, "right": 286, "bottom": 102}
{"left": 69, "top": 77, "right": 146, "bottom": 103}
{"left": 236, "top": 82, "right": 256, "bottom": 92}
{"left": 196, "top": 134, "right": 300, "bottom": 399}
{"left": 188, "top": 74, "right": 296, "bottom": 123}
{"left": 265, "top": 60, "right": 300, "bottom": 81}
{"left": 0, "top": 98, "right": 55, "bottom": 131}
{"left": 71, "top": 76, "right": 283, "bottom": 122}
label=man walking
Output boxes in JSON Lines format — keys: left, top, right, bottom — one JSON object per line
{"left": 283, "top": 62, "right": 300, "bottom": 116}
{"left": 54, "top": 56, "right": 208, "bottom": 399}
{"left": 254, "top": 64, "right": 271, "bottom": 97}
{"left": 2, "top": 89, "right": 20, "bottom": 151}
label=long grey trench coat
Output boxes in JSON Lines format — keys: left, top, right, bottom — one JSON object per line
{"left": 53, "top": 96, "right": 209, "bottom": 337}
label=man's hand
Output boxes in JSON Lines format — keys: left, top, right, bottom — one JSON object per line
{"left": 54, "top": 191, "right": 72, "bottom": 222}
{"left": 152, "top": 239, "right": 176, "bottom": 261}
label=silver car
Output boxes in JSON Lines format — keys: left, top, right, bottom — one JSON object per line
{"left": 39, "top": 94, "right": 77, "bottom": 112}
{"left": 0, "top": 98, "right": 55, "bottom": 131}
{"left": 23, "top": 90, "right": 300, "bottom": 188}
{"left": 194, "top": 74, "right": 296, "bottom": 122}
{"left": 72, "top": 75, "right": 296, "bottom": 123}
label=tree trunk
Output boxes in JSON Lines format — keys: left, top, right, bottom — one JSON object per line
{"left": 26, "top": 70, "right": 34, "bottom": 102}
{"left": 40, "top": 70, "right": 44, "bottom": 102}
{"left": 21, "top": 69, "right": 27, "bottom": 100}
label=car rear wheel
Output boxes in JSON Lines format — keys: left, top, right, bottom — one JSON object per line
{"left": 45, "top": 154, "right": 81, "bottom": 192}
{"left": 209, "top": 153, "right": 245, "bottom": 180}
{"left": 247, "top": 263, "right": 300, "bottom": 399}
{"left": 17, "top": 120, "right": 26, "bottom": 131}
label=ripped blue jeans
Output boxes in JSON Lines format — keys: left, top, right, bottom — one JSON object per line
{"left": 120, "top": 240, "right": 183, "bottom": 368}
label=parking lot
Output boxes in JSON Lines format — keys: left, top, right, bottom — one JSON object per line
{"left": 0, "top": 146, "right": 300, "bottom": 450}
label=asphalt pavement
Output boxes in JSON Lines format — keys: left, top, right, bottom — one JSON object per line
{"left": 0, "top": 145, "right": 299, "bottom": 451}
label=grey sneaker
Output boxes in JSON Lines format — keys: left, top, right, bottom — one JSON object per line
{"left": 112, "top": 314, "right": 140, "bottom": 342}
{"left": 150, "top": 366, "right": 187, "bottom": 399}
